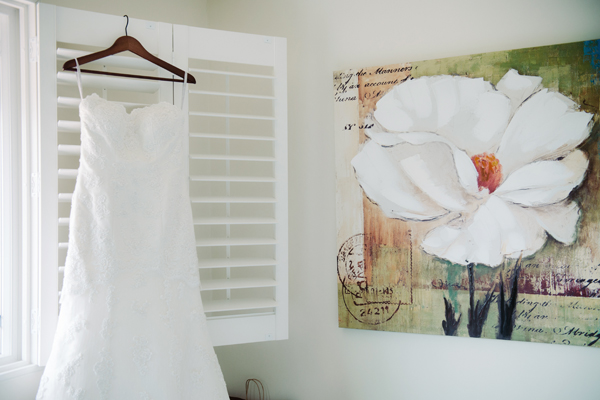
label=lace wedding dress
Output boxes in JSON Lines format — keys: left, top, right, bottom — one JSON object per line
{"left": 37, "top": 66, "right": 229, "bottom": 400}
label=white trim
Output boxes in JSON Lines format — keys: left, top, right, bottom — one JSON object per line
{"left": 0, "top": 361, "right": 41, "bottom": 380}
{"left": 35, "top": 2, "right": 56, "bottom": 367}
{"left": 0, "top": 3, "right": 22, "bottom": 366}
{"left": 272, "top": 35, "right": 289, "bottom": 342}
{"left": 0, "top": 0, "right": 36, "bottom": 8}
{"left": 18, "top": 0, "right": 37, "bottom": 369}
{"left": 0, "top": 363, "right": 43, "bottom": 400}
{"left": 0, "top": 0, "right": 39, "bottom": 378}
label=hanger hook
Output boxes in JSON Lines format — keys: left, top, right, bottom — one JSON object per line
{"left": 123, "top": 15, "right": 129, "bottom": 36}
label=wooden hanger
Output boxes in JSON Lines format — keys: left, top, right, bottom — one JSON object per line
{"left": 62, "top": 15, "right": 196, "bottom": 84}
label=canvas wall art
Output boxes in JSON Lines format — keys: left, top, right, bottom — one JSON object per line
{"left": 334, "top": 39, "right": 600, "bottom": 346}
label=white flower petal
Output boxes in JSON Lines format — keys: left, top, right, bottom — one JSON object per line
{"left": 530, "top": 201, "right": 581, "bottom": 244}
{"left": 453, "top": 151, "right": 480, "bottom": 195}
{"left": 404, "top": 78, "right": 434, "bottom": 120}
{"left": 438, "top": 90, "right": 511, "bottom": 156}
{"left": 486, "top": 196, "right": 547, "bottom": 259}
{"left": 421, "top": 225, "right": 466, "bottom": 264}
{"left": 473, "top": 91, "right": 512, "bottom": 143}
{"left": 496, "top": 69, "right": 543, "bottom": 113}
{"left": 495, "top": 150, "right": 588, "bottom": 206}
{"left": 422, "top": 205, "right": 503, "bottom": 266}
{"left": 375, "top": 78, "right": 435, "bottom": 132}
{"left": 457, "top": 77, "right": 488, "bottom": 108}
{"left": 374, "top": 75, "right": 510, "bottom": 156}
{"left": 351, "top": 140, "right": 447, "bottom": 221}
{"left": 374, "top": 95, "right": 414, "bottom": 132}
{"left": 365, "top": 124, "right": 441, "bottom": 147}
{"left": 395, "top": 142, "right": 471, "bottom": 211}
{"left": 466, "top": 205, "right": 504, "bottom": 266}
{"left": 364, "top": 128, "right": 479, "bottom": 194}
{"left": 422, "top": 197, "right": 548, "bottom": 267}
{"left": 363, "top": 123, "right": 406, "bottom": 146}
{"left": 432, "top": 77, "right": 459, "bottom": 127}
{"left": 496, "top": 89, "right": 593, "bottom": 175}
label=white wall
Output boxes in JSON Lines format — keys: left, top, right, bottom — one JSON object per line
{"left": 41, "top": 0, "right": 208, "bottom": 28}
{"left": 207, "top": 1, "right": 600, "bottom": 399}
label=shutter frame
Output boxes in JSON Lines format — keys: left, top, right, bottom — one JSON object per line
{"left": 177, "top": 24, "right": 288, "bottom": 346}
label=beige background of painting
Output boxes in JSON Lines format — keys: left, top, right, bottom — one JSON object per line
{"left": 5, "top": 1, "right": 598, "bottom": 399}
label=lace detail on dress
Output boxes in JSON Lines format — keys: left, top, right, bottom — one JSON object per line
{"left": 58, "top": 354, "right": 83, "bottom": 386}
{"left": 36, "top": 353, "right": 85, "bottom": 399}
{"left": 106, "top": 285, "right": 117, "bottom": 311}
{"left": 132, "top": 336, "right": 153, "bottom": 375}
{"left": 169, "top": 336, "right": 183, "bottom": 384}
{"left": 140, "top": 391, "right": 153, "bottom": 400}
{"left": 64, "top": 315, "right": 87, "bottom": 342}
{"left": 36, "top": 376, "right": 50, "bottom": 399}
{"left": 66, "top": 387, "right": 85, "bottom": 400}
{"left": 94, "top": 348, "right": 114, "bottom": 400}
{"left": 132, "top": 300, "right": 149, "bottom": 317}
{"left": 160, "top": 280, "right": 176, "bottom": 327}
{"left": 100, "top": 318, "right": 114, "bottom": 341}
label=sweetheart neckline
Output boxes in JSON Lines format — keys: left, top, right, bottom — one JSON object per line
{"left": 80, "top": 93, "right": 184, "bottom": 117}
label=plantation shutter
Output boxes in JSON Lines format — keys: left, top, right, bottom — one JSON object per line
{"left": 174, "top": 25, "right": 288, "bottom": 346}
{"left": 38, "top": 4, "right": 288, "bottom": 360}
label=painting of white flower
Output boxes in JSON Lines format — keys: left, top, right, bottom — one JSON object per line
{"left": 335, "top": 40, "right": 600, "bottom": 345}
{"left": 352, "top": 69, "right": 593, "bottom": 268}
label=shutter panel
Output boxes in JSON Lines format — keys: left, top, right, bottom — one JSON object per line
{"left": 38, "top": 5, "right": 288, "bottom": 359}
{"left": 174, "top": 25, "right": 288, "bottom": 346}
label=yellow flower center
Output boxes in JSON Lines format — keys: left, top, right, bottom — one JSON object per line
{"left": 471, "top": 153, "right": 502, "bottom": 193}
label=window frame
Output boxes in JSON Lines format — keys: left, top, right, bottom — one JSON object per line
{"left": 0, "top": 2, "right": 22, "bottom": 367}
{"left": 0, "top": 0, "right": 42, "bottom": 379}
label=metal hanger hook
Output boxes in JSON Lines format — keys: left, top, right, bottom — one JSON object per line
{"left": 123, "top": 15, "right": 129, "bottom": 36}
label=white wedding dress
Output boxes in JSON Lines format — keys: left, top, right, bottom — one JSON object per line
{"left": 37, "top": 66, "right": 229, "bottom": 400}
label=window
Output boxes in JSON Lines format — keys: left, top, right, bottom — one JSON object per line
{"left": 0, "top": 0, "right": 40, "bottom": 378}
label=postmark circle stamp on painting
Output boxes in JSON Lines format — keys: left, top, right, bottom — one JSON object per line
{"left": 338, "top": 234, "right": 403, "bottom": 325}
{"left": 337, "top": 234, "right": 367, "bottom": 297}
